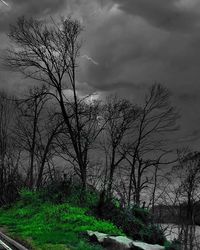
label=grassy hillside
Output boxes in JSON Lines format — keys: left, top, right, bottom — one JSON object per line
{"left": 0, "top": 191, "right": 123, "bottom": 250}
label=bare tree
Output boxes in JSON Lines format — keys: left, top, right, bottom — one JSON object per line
{"left": 148, "top": 151, "right": 176, "bottom": 213}
{"left": 15, "top": 86, "right": 49, "bottom": 189}
{"left": 5, "top": 17, "right": 100, "bottom": 190}
{"left": 126, "top": 83, "right": 179, "bottom": 206}
{"left": 54, "top": 99, "right": 103, "bottom": 187}
{"left": 0, "top": 91, "right": 21, "bottom": 204}
{"left": 158, "top": 150, "right": 200, "bottom": 250}
{"left": 35, "top": 107, "right": 64, "bottom": 189}
{"left": 175, "top": 150, "right": 200, "bottom": 225}
{"left": 99, "top": 96, "right": 139, "bottom": 198}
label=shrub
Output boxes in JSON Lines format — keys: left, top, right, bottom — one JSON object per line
{"left": 131, "top": 206, "right": 151, "bottom": 224}
{"left": 164, "top": 240, "right": 181, "bottom": 250}
{"left": 38, "top": 181, "right": 100, "bottom": 209}
{"left": 19, "top": 189, "right": 42, "bottom": 206}
{"left": 91, "top": 198, "right": 165, "bottom": 244}
{"left": 38, "top": 180, "right": 71, "bottom": 204}
{"left": 140, "top": 224, "right": 165, "bottom": 245}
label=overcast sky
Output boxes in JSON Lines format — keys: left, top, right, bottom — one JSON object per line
{"left": 0, "top": 0, "right": 200, "bottom": 148}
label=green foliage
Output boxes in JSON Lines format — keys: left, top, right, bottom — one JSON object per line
{"left": 19, "top": 189, "right": 42, "bottom": 206}
{"left": 131, "top": 206, "right": 150, "bottom": 224}
{"left": 34, "top": 181, "right": 165, "bottom": 245}
{"left": 0, "top": 187, "right": 167, "bottom": 248}
{"left": 164, "top": 240, "right": 181, "bottom": 250}
{"left": 0, "top": 192, "right": 123, "bottom": 250}
{"left": 38, "top": 182, "right": 99, "bottom": 209}
{"left": 65, "top": 185, "right": 99, "bottom": 208}
{"left": 139, "top": 224, "right": 166, "bottom": 245}
{"left": 92, "top": 199, "right": 165, "bottom": 244}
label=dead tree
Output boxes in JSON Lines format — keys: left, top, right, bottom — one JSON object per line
{"left": 0, "top": 91, "right": 20, "bottom": 204}
{"left": 99, "top": 96, "right": 139, "bottom": 198}
{"left": 15, "top": 86, "right": 49, "bottom": 189}
{"left": 159, "top": 150, "right": 200, "bottom": 250}
{"left": 5, "top": 17, "right": 100, "bottom": 190}
{"left": 126, "top": 84, "right": 179, "bottom": 206}
{"left": 54, "top": 99, "right": 103, "bottom": 187}
{"left": 35, "top": 108, "right": 64, "bottom": 189}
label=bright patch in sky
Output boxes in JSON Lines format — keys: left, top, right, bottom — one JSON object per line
{"left": 62, "top": 89, "right": 100, "bottom": 103}
{"left": 109, "top": 3, "right": 121, "bottom": 15}
{"left": 81, "top": 55, "right": 99, "bottom": 65}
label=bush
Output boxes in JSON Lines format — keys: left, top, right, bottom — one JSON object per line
{"left": 131, "top": 206, "right": 151, "bottom": 224}
{"left": 140, "top": 224, "right": 166, "bottom": 245}
{"left": 164, "top": 240, "right": 181, "bottom": 250}
{"left": 38, "top": 180, "right": 72, "bottom": 204}
{"left": 38, "top": 181, "right": 99, "bottom": 209}
{"left": 19, "top": 189, "right": 42, "bottom": 206}
{"left": 92, "top": 198, "right": 166, "bottom": 244}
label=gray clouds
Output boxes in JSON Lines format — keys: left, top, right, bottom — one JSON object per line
{"left": 0, "top": 0, "right": 66, "bottom": 31}
{"left": 1, "top": 0, "right": 200, "bottom": 147}
{"left": 112, "top": 0, "right": 200, "bottom": 32}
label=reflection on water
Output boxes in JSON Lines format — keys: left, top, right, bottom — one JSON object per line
{"left": 160, "top": 224, "right": 200, "bottom": 250}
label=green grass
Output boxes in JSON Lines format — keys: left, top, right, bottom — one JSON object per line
{"left": 0, "top": 200, "right": 124, "bottom": 250}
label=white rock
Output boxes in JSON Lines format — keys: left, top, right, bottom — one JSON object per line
{"left": 109, "top": 236, "right": 133, "bottom": 247}
{"left": 132, "top": 241, "right": 165, "bottom": 250}
{"left": 87, "top": 230, "right": 107, "bottom": 243}
{"left": 86, "top": 231, "right": 165, "bottom": 250}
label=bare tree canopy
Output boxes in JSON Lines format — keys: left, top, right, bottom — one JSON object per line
{"left": 5, "top": 17, "right": 105, "bottom": 191}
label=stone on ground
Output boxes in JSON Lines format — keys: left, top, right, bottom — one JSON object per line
{"left": 86, "top": 230, "right": 165, "bottom": 250}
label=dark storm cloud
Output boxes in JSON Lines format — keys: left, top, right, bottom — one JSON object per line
{"left": 79, "top": 2, "right": 200, "bottom": 99}
{"left": 112, "top": 0, "right": 200, "bottom": 32}
{"left": 74, "top": 1, "right": 200, "bottom": 148}
{"left": 82, "top": 11, "right": 200, "bottom": 94}
{"left": 0, "top": 0, "right": 66, "bottom": 31}
{"left": 1, "top": 0, "right": 200, "bottom": 147}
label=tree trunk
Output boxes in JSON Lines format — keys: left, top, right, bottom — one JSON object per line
{"left": 107, "top": 164, "right": 115, "bottom": 199}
